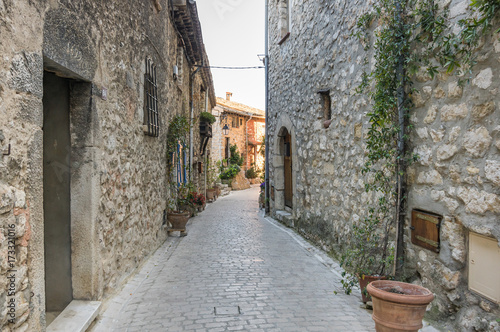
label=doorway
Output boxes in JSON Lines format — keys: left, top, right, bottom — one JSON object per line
{"left": 284, "top": 131, "right": 293, "bottom": 208}
{"left": 43, "top": 72, "right": 73, "bottom": 323}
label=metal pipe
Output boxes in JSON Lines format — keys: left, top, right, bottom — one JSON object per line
{"left": 264, "top": 0, "right": 270, "bottom": 214}
{"left": 394, "top": 0, "right": 407, "bottom": 277}
{"left": 245, "top": 114, "right": 254, "bottom": 172}
{"left": 190, "top": 66, "right": 201, "bottom": 183}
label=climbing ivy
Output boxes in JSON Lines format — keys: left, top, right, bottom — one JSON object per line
{"left": 166, "top": 114, "right": 190, "bottom": 164}
{"left": 341, "top": 0, "right": 500, "bottom": 284}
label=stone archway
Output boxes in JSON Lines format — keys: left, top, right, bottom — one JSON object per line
{"left": 272, "top": 115, "right": 297, "bottom": 213}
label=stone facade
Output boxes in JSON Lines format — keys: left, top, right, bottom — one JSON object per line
{"left": 211, "top": 95, "right": 265, "bottom": 173}
{"left": 267, "top": 0, "right": 500, "bottom": 331}
{"left": 0, "top": 0, "right": 214, "bottom": 330}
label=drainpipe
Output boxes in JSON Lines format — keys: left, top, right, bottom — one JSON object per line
{"left": 245, "top": 113, "right": 254, "bottom": 172}
{"left": 264, "top": 0, "right": 270, "bottom": 214}
{"left": 394, "top": 0, "right": 407, "bottom": 277}
{"left": 190, "top": 66, "right": 201, "bottom": 183}
{"left": 204, "top": 89, "right": 208, "bottom": 198}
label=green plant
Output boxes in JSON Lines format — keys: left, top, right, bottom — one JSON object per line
{"left": 220, "top": 164, "right": 240, "bottom": 180}
{"left": 341, "top": 0, "right": 500, "bottom": 293}
{"left": 207, "top": 160, "right": 220, "bottom": 188}
{"left": 199, "top": 111, "right": 216, "bottom": 124}
{"left": 166, "top": 115, "right": 190, "bottom": 162}
{"left": 245, "top": 167, "right": 258, "bottom": 179}
{"left": 229, "top": 144, "right": 244, "bottom": 166}
{"left": 168, "top": 182, "right": 195, "bottom": 213}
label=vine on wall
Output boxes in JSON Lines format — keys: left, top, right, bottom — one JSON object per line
{"left": 341, "top": 0, "right": 500, "bottom": 286}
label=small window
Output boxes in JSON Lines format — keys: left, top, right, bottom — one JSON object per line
{"left": 144, "top": 57, "right": 159, "bottom": 137}
{"left": 319, "top": 89, "right": 331, "bottom": 121}
{"left": 278, "top": 0, "right": 291, "bottom": 44}
{"left": 225, "top": 137, "right": 230, "bottom": 160}
{"left": 240, "top": 118, "right": 243, "bottom": 126}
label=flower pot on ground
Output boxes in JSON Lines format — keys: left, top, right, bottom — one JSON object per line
{"left": 367, "top": 280, "right": 434, "bottom": 332}
{"left": 206, "top": 188, "right": 216, "bottom": 202}
{"left": 167, "top": 211, "right": 190, "bottom": 230}
{"left": 358, "top": 274, "right": 386, "bottom": 304}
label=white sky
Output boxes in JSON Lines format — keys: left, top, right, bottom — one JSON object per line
{"left": 196, "top": 0, "right": 265, "bottom": 111}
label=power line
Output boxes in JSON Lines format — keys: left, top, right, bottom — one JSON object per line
{"left": 194, "top": 65, "right": 264, "bottom": 70}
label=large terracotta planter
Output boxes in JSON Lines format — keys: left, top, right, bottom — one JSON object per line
{"left": 359, "top": 275, "right": 386, "bottom": 304}
{"left": 167, "top": 211, "right": 190, "bottom": 230}
{"left": 367, "top": 280, "right": 434, "bottom": 332}
{"left": 206, "top": 188, "right": 216, "bottom": 201}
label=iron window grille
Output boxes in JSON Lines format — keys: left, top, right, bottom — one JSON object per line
{"left": 144, "top": 57, "right": 159, "bottom": 137}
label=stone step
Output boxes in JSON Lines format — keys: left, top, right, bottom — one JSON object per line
{"left": 47, "top": 300, "right": 101, "bottom": 332}
{"left": 275, "top": 210, "right": 295, "bottom": 228}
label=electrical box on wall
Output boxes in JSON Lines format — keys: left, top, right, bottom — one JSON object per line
{"left": 411, "top": 210, "right": 442, "bottom": 253}
{"left": 469, "top": 232, "right": 500, "bottom": 303}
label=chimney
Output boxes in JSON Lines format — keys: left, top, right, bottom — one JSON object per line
{"left": 226, "top": 92, "right": 232, "bottom": 101}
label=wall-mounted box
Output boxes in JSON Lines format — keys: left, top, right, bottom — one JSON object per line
{"left": 411, "top": 210, "right": 442, "bottom": 253}
{"left": 469, "top": 232, "right": 500, "bottom": 304}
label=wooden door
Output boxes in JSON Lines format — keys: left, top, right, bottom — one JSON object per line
{"left": 284, "top": 132, "right": 293, "bottom": 208}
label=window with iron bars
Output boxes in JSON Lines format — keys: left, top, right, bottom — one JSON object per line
{"left": 144, "top": 57, "right": 159, "bottom": 137}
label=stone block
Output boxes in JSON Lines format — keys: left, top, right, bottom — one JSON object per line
{"left": 485, "top": 160, "right": 500, "bottom": 187}
{"left": 463, "top": 127, "right": 492, "bottom": 157}
{"left": 472, "top": 68, "right": 493, "bottom": 89}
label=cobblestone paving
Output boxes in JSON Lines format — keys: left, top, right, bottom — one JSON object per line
{"left": 91, "top": 187, "right": 376, "bottom": 332}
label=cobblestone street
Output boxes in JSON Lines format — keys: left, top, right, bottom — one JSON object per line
{"left": 91, "top": 187, "right": 375, "bottom": 331}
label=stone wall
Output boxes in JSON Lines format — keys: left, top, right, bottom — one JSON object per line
{"left": 267, "top": 0, "right": 500, "bottom": 330}
{"left": 0, "top": 0, "right": 213, "bottom": 330}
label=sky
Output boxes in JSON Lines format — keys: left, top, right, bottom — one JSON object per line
{"left": 196, "top": 0, "right": 265, "bottom": 111}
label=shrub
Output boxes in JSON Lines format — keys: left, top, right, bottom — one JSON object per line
{"left": 200, "top": 111, "right": 216, "bottom": 124}
{"left": 229, "top": 144, "right": 244, "bottom": 166}
{"left": 220, "top": 164, "right": 240, "bottom": 180}
{"left": 245, "top": 167, "right": 258, "bottom": 179}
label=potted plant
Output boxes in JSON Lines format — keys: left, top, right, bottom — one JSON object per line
{"left": 206, "top": 161, "right": 219, "bottom": 202}
{"left": 190, "top": 192, "right": 206, "bottom": 212}
{"left": 367, "top": 280, "right": 434, "bottom": 332}
{"left": 340, "top": 208, "right": 394, "bottom": 304}
{"left": 167, "top": 183, "right": 193, "bottom": 235}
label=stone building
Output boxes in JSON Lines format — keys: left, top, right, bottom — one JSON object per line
{"left": 0, "top": 0, "right": 214, "bottom": 330}
{"left": 211, "top": 92, "right": 265, "bottom": 173}
{"left": 267, "top": 0, "right": 500, "bottom": 330}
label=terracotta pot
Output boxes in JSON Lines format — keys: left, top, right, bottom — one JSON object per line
{"left": 358, "top": 275, "right": 386, "bottom": 304}
{"left": 167, "top": 211, "right": 190, "bottom": 230}
{"left": 206, "top": 188, "right": 216, "bottom": 201}
{"left": 367, "top": 280, "right": 434, "bottom": 332}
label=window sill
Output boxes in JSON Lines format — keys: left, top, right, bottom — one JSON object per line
{"left": 278, "top": 32, "right": 290, "bottom": 45}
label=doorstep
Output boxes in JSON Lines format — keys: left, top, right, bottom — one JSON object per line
{"left": 47, "top": 300, "right": 101, "bottom": 332}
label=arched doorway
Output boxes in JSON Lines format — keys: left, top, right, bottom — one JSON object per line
{"left": 283, "top": 130, "right": 293, "bottom": 208}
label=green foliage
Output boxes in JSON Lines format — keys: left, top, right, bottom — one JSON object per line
{"left": 166, "top": 115, "right": 190, "bottom": 161}
{"left": 245, "top": 167, "right": 258, "bottom": 179}
{"left": 259, "top": 136, "right": 266, "bottom": 157}
{"left": 220, "top": 164, "right": 241, "bottom": 180}
{"left": 207, "top": 160, "right": 221, "bottom": 188}
{"left": 200, "top": 111, "right": 216, "bottom": 124}
{"left": 229, "top": 144, "right": 244, "bottom": 166}
{"left": 344, "top": 0, "right": 500, "bottom": 294}
{"left": 409, "top": 0, "right": 500, "bottom": 84}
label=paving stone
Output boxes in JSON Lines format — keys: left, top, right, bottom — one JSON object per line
{"left": 91, "top": 188, "right": 379, "bottom": 331}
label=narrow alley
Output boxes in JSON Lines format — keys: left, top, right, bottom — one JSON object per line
{"left": 91, "top": 187, "right": 375, "bottom": 332}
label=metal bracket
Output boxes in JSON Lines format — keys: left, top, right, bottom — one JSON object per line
{"left": 2, "top": 144, "right": 11, "bottom": 156}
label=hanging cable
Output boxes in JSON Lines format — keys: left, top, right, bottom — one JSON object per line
{"left": 193, "top": 65, "right": 264, "bottom": 70}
